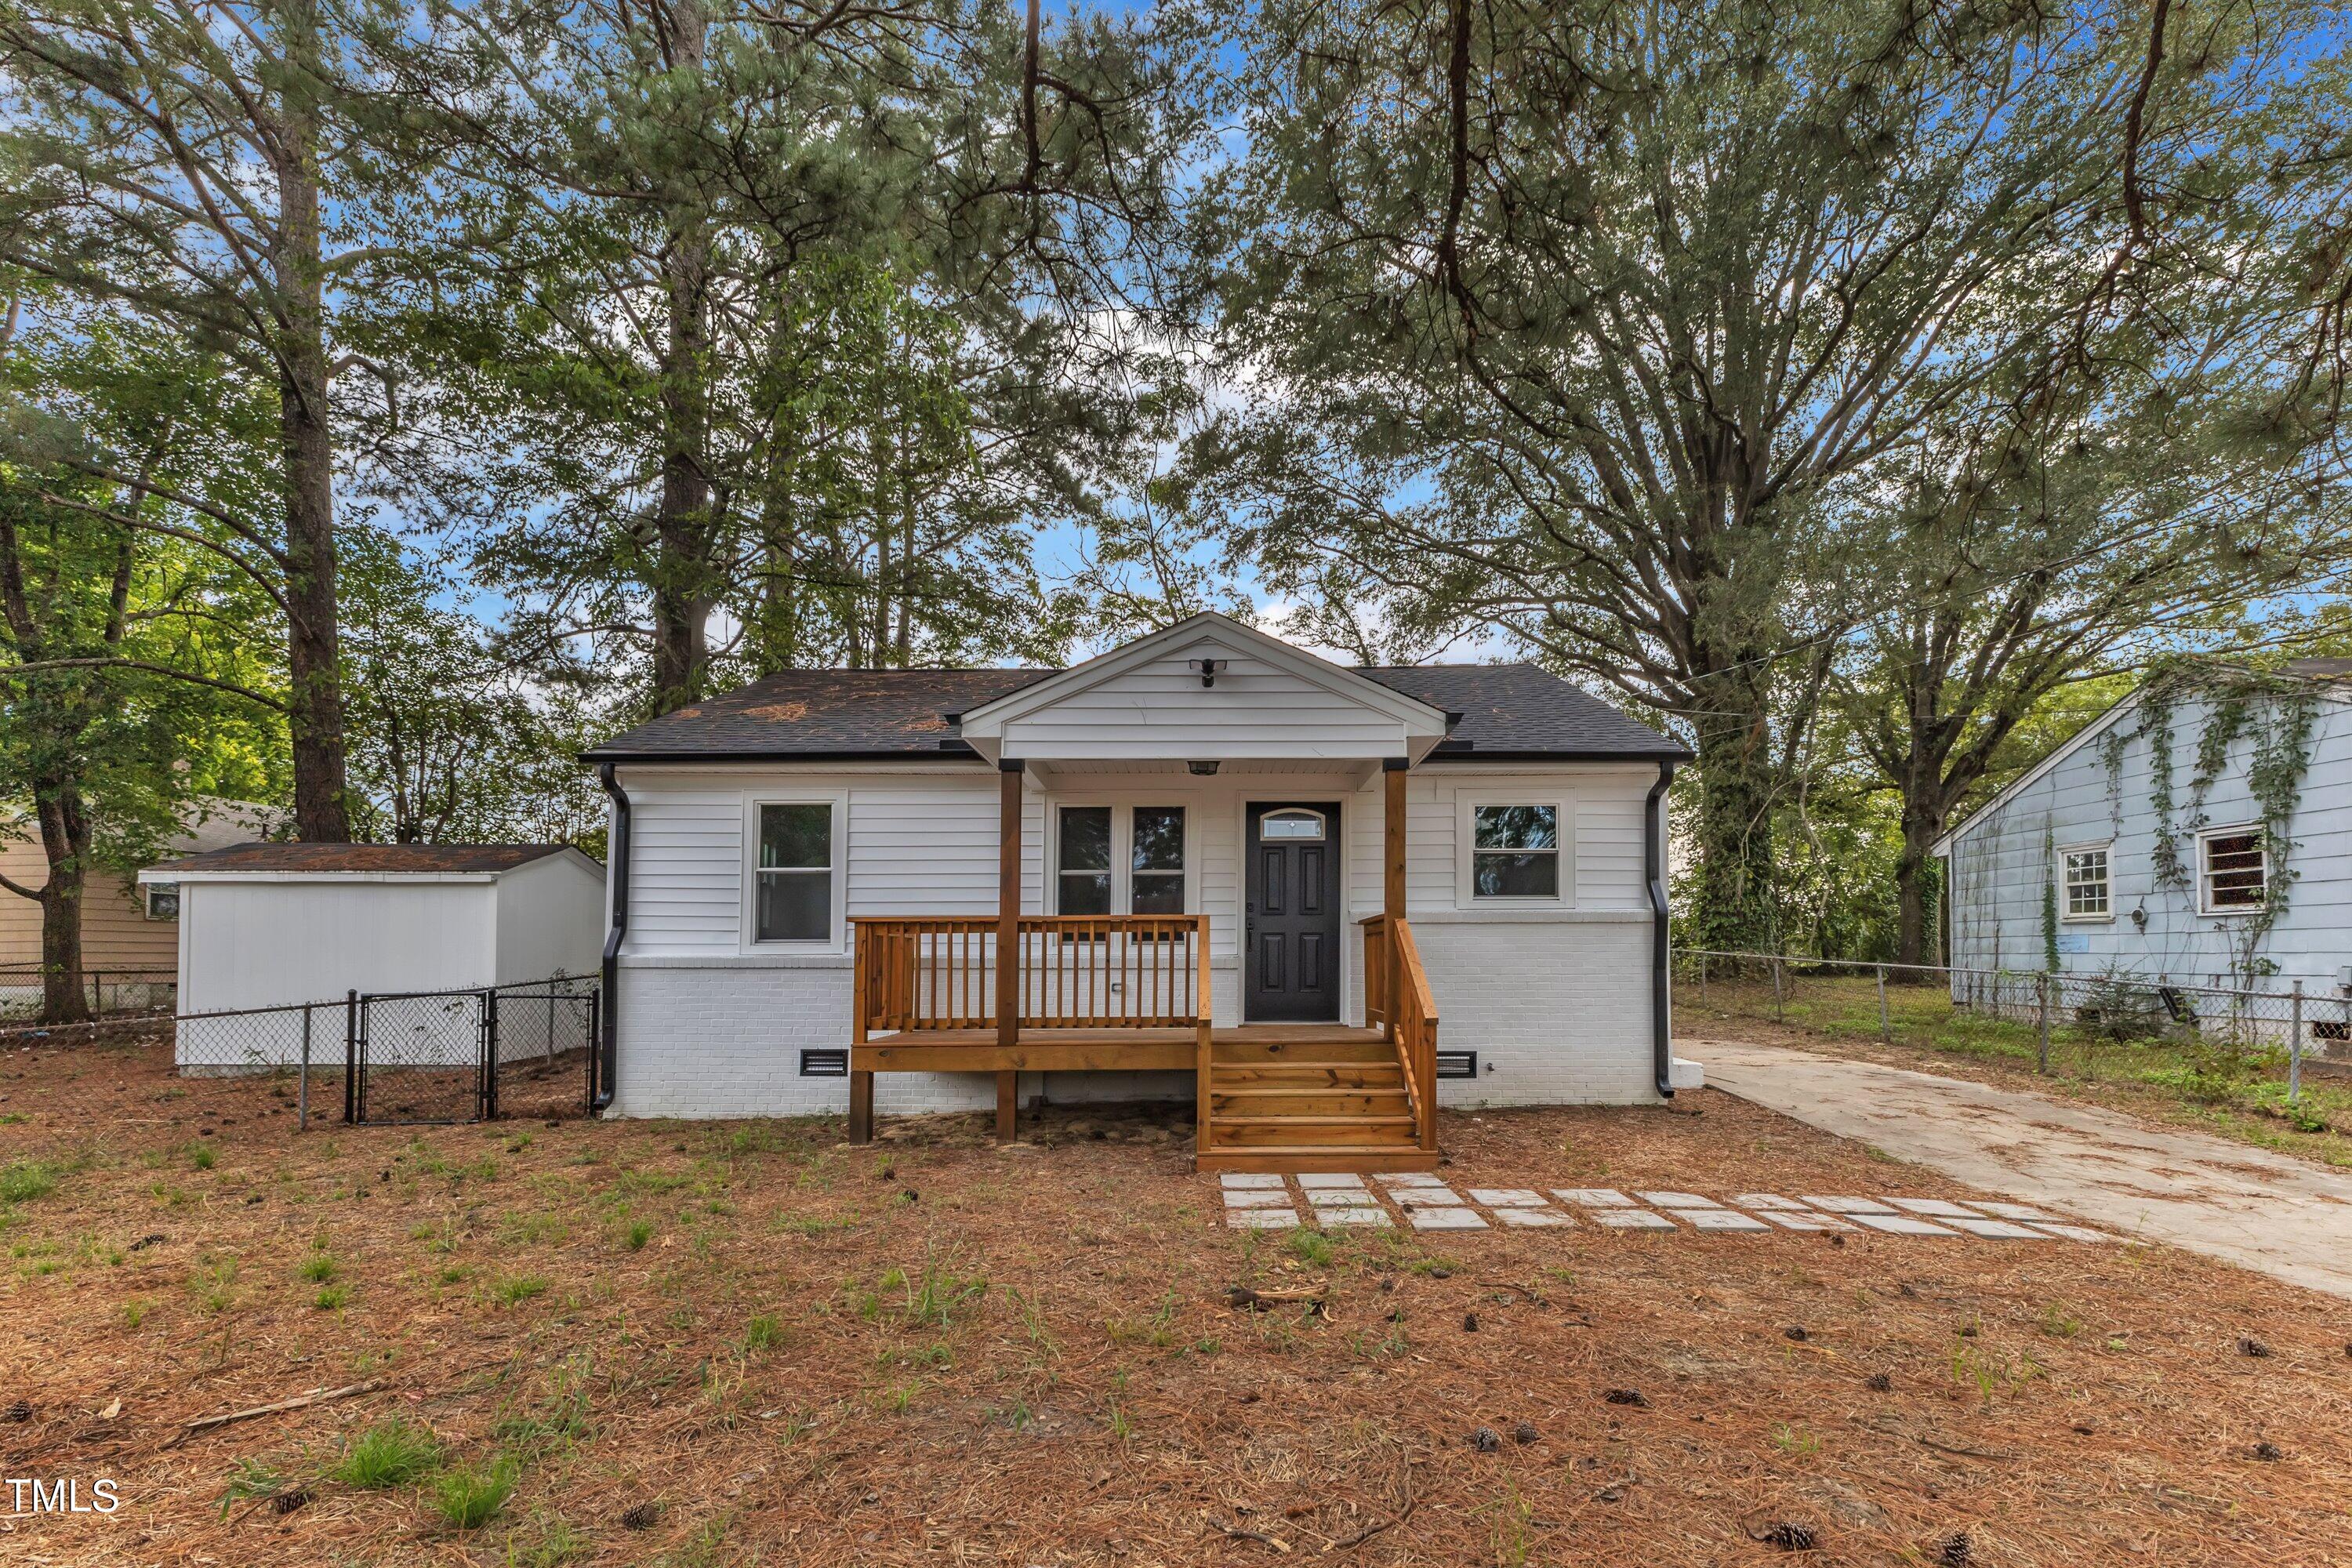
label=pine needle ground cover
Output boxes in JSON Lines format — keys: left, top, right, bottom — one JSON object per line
{"left": 2, "top": 1060, "right": 2348, "bottom": 1566}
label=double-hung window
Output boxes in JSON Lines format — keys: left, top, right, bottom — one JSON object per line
{"left": 2198, "top": 826, "right": 2267, "bottom": 913}
{"left": 1057, "top": 804, "right": 1187, "bottom": 916}
{"left": 754, "top": 802, "right": 834, "bottom": 942}
{"left": 1468, "top": 804, "right": 1562, "bottom": 899}
{"left": 143, "top": 880, "right": 180, "bottom": 921}
{"left": 2061, "top": 845, "right": 2111, "bottom": 920}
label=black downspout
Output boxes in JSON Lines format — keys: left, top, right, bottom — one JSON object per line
{"left": 1646, "top": 760, "right": 1677, "bottom": 1101}
{"left": 595, "top": 763, "right": 630, "bottom": 1113}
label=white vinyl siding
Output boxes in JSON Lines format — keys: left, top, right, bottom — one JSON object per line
{"left": 992, "top": 634, "right": 1428, "bottom": 761}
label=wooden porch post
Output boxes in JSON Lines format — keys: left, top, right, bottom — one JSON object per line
{"left": 1383, "top": 757, "right": 1408, "bottom": 1036}
{"left": 996, "top": 759, "right": 1023, "bottom": 1142}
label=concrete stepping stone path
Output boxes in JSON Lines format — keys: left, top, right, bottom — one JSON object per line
{"left": 1849, "top": 1213, "right": 1962, "bottom": 1236}
{"left": 1212, "top": 1176, "right": 2115, "bottom": 1243}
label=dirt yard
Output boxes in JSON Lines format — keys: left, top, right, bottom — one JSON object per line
{"left": 4, "top": 1046, "right": 2351, "bottom": 1566}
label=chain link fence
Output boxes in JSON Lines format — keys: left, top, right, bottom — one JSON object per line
{"left": 1674, "top": 949, "right": 2352, "bottom": 1128}
{"left": 0, "top": 964, "right": 177, "bottom": 1023}
{"left": 0, "top": 978, "right": 597, "bottom": 1157}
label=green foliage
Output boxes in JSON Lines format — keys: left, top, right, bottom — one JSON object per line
{"left": 430, "top": 1454, "right": 519, "bottom": 1530}
{"left": 0, "top": 1161, "right": 59, "bottom": 1204}
{"left": 334, "top": 1420, "right": 443, "bottom": 1489}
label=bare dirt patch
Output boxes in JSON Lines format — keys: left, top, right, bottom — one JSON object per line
{"left": 3, "top": 1063, "right": 2350, "bottom": 1566}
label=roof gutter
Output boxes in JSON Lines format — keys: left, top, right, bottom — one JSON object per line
{"left": 594, "top": 764, "right": 629, "bottom": 1114}
{"left": 1646, "top": 760, "right": 1677, "bottom": 1101}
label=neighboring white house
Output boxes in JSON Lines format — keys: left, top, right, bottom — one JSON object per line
{"left": 1936, "top": 660, "right": 2352, "bottom": 1007}
{"left": 140, "top": 844, "right": 605, "bottom": 1048}
{"left": 583, "top": 612, "right": 1692, "bottom": 1170}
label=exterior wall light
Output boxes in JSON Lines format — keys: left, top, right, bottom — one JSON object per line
{"left": 1188, "top": 760, "right": 1221, "bottom": 776}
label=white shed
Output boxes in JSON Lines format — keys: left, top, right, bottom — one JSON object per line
{"left": 142, "top": 843, "right": 606, "bottom": 1018}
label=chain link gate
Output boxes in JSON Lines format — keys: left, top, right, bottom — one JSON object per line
{"left": 347, "top": 988, "right": 492, "bottom": 1125}
{"left": 344, "top": 980, "right": 599, "bottom": 1126}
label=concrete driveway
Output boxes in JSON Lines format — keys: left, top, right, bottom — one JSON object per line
{"left": 1691, "top": 1036, "right": 2352, "bottom": 1301}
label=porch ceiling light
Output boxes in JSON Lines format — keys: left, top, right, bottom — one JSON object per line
{"left": 1188, "top": 760, "right": 1221, "bottom": 776}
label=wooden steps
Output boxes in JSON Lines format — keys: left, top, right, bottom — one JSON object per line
{"left": 1196, "top": 1029, "right": 1436, "bottom": 1172}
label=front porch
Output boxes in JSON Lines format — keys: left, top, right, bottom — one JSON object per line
{"left": 845, "top": 764, "right": 1443, "bottom": 1173}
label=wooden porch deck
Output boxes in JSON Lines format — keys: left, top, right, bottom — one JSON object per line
{"left": 854, "top": 1024, "right": 1386, "bottom": 1075}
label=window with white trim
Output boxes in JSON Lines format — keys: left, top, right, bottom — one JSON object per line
{"left": 1470, "top": 804, "right": 1560, "bottom": 898}
{"left": 2198, "top": 826, "right": 2267, "bottom": 913}
{"left": 1056, "top": 804, "right": 1188, "bottom": 915}
{"left": 2061, "top": 846, "right": 2110, "bottom": 920}
{"left": 753, "top": 802, "right": 834, "bottom": 942}
{"left": 143, "top": 881, "right": 180, "bottom": 921}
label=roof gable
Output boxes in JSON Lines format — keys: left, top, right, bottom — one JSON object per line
{"left": 953, "top": 614, "right": 1452, "bottom": 762}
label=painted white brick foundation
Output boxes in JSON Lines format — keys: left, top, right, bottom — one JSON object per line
{"left": 608, "top": 915, "right": 1661, "bottom": 1120}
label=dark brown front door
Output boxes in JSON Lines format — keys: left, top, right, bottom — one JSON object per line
{"left": 1245, "top": 802, "right": 1342, "bottom": 1022}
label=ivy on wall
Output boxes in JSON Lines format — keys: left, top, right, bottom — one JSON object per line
{"left": 2106, "top": 658, "right": 2325, "bottom": 985}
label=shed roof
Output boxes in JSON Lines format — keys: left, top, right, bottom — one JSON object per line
{"left": 151, "top": 843, "right": 582, "bottom": 877}
{"left": 582, "top": 662, "right": 1686, "bottom": 764}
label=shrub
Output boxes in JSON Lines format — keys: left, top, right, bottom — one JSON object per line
{"left": 333, "top": 1420, "right": 441, "bottom": 1489}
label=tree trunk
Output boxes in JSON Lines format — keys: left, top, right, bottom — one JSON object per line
{"left": 274, "top": 0, "right": 350, "bottom": 842}
{"left": 650, "top": 0, "right": 715, "bottom": 716}
{"left": 1893, "top": 800, "right": 1946, "bottom": 973}
{"left": 32, "top": 782, "right": 91, "bottom": 1025}
{"left": 1686, "top": 673, "right": 1778, "bottom": 955}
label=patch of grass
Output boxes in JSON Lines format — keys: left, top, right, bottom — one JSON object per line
{"left": 492, "top": 1381, "right": 593, "bottom": 1453}
{"left": 299, "top": 1251, "right": 339, "bottom": 1283}
{"left": 2039, "top": 1301, "right": 2085, "bottom": 1338}
{"left": 333, "top": 1419, "right": 442, "bottom": 1489}
{"left": 859, "top": 1250, "right": 986, "bottom": 1330}
{"left": 1287, "top": 1229, "right": 1337, "bottom": 1267}
{"left": 494, "top": 1274, "right": 551, "bottom": 1305}
{"left": 622, "top": 1219, "right": 655, "bottom": 1251}
{"left": 1769, "top": 1421, "right": 1821, "bottom": 1457}
{"left": 0, "top": 1160, "right": 60, "bottom": 1204}
{"left": 500, "top": 1510, "right": 591, "bottom": 1566}
{"left": 217, "top": 1457, "right": 285, "bottom": 1518}
{"left": 190, "top": 1144, "right": 217, "bottom": 1171}
{"left": 314, "top": 1283, "right": 350, "bottom": 1311}
{"left": 430, "top": 1454, "right": 519, "bottom": 1530}
{"left": 743, "top": 1313, "right": 784, "bottom": 1352}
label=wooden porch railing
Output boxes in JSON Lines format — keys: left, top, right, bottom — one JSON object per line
{"left": 853, "top": 915, "right": 1211, "bottom": 1033}
{"left": 1361, "top": 914, "right": 1439, "bottom": 1152}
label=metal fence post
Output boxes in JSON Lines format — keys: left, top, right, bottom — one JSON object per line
{"left": 1771, "top": 956, "right": 1784, "bottom": 1023}
{"left": 343, "top": 989, "right": 359, "bottom": 1124}
{"left": 1876, "top": 964, "right": 1890, "bottom": 1043}
{"left": 2036, "top": 971, "right": 2052, "bottom": 1075}
{"left": 299, "top": 1002, "right": 312, "bottom": 1131}
{"left": 1699, "top": 953, "right": 1708, "bottom": 1006}
{"left": 2290, "top": 979, "right": 2304, "bottom": 1105}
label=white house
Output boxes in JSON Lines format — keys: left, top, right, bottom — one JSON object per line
{"left": 584, "top": 614, "right": 1692, "bottom": 1171}
{"left": 1936, "top": 660, "right": 2352, "bottom": 1012}
{"left": 142, "top": 842, "right": 606, "bottom": 1031}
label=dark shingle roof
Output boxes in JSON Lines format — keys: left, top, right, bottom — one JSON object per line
{"left": 154, "top": 843, "right": 582, "bottom": 875}
{"left": 582, "top": 663, "right": 1686, "bottom": 764}
{"left": 584, "top": 669, "right": 1054, "bottom": 761}
{"left": 1359, "top": 665, "right": 1688, "bottom": 759}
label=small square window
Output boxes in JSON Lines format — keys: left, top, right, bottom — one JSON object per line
{"left": 1058, "top": 806, "right": 1112, "bottom": 916}
{"left": 2199, "top": 828, "right": 2267, "bottom": 913}
{"left": 755, "top": 804, "right": 832, "bottom": 942}
{"left": 2062, "top": 848, "right": 2109, "bottom": 920}
{"left": 1472, "top": 804, "right": 1559, "bottom": 898}
{"left": 144, "top": 881, "right": 180, "bottom": 921}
